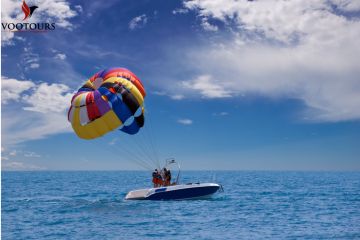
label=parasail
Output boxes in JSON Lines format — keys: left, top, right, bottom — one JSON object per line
{"left": 68, "top": 68, "right": 146, "bottom": 139}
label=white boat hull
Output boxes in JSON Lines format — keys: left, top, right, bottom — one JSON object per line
{"left": 125, "top": 183, "right": 220, "bottom": 200}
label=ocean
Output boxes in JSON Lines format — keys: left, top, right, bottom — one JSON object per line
{"left": 1, "top": 171, "right": 360, "bottom": 239}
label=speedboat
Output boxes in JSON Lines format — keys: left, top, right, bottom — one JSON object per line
{"left": 125, "top": 159, "right": 222, "bottom": 200}
{"left": 125, "top": 182, "right": 221, "bottom": 200}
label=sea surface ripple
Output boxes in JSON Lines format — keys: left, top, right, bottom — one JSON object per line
{"left": 2, "top": 171, "right": 360, "bottom": 239}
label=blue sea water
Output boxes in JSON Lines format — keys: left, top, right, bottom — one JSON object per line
{"left": 1, "top": 171, "right": 360, "bottom": 239}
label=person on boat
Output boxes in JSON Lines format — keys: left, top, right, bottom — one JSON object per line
{"left": 156, "top": 170, "right": 163, "bottom": 187}
{"left": 162, "top": 168, "right": 168, "bottom": 186}
{"left": 162, "top": 168, "right": 171, "bottom": 186}
{"left": 152, "top": 169, "right": 158, "bottom": 187}
{"left": 166, "top": 169, "right": 172, "bottom": 186}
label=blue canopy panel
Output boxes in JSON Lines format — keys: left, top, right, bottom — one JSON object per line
{"left": 97, "top": 84, "right": 143, "bottom": 135}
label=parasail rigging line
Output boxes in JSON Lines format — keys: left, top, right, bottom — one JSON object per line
{"left": 143, "top": 106, "right": 161, "bottom": 169}
{"left": 110, "top": 140, "right": 154, "bottom": 171}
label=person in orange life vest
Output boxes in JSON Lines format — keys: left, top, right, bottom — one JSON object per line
{"left": 152, "top": 169, "right": 159, "bottom": 187}
{"left": 156, "top": 170, "right": 163, "bottom": 187}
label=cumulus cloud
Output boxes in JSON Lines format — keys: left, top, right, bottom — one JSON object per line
{"left": 177, "top": 118, "right": 193, "bottom": 125}
{"left": 1, "top": 77, "right": 35, "bottom": 103}
{"left": 1, "top": 0, "right": 77, "bottom": 44}
{"left": 181, "top": 75, "right": 232, "bottom": 98}
{"left": 2, "top": 108, "right": 72, "bottom": 145}
{"left": 22, "top": 82, "right": 73, "bottom": 113}
{"left": 330, "top": 0, "right": 360, "bottom": 11}
{"left": 201, "top": 18, "right": 218, "bottom": 31}
{"left": 1, "top": 76, "right": 73, "bottom": 145}
{"left": 55, "top": 53, "right": 67, "bottom": 60}
{"left": 179, "top": 0, "right": 360, "bottom": 122}
{"left": 129, "top": 14, "right": 148, "bottom": 30}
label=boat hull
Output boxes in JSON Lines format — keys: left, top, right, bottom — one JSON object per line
{"left": 125, "top": 183, "right": 220, "bottom": 200}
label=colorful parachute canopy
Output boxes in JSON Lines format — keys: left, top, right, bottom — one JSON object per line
{"left": 68, "top": 68, "right": 146, "bottom": 139}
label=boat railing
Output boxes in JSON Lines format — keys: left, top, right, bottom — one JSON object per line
{"left": 164, "top": 158, "right": 181, "bottom": 185}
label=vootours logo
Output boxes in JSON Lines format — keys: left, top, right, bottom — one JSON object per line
{"left": 1, "top": 0, "right": 56, "bottom": 32}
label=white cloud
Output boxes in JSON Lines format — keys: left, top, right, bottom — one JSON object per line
{"left": 172, "top": 8, "right": 189, "bottom": 14}
{"left": 2, "top": 161, "right": 25, "bottom": 169}
{"left": 2, "top": 76, "right": 73, "bottom": 146}
{"left": 177, "top": 118, "right": 193, "bottom": 125}
{"left": 1, "top": 149, "right": 41, "bottom": 160}
{"left": 30, "top": 0, "right": 77, "bottom": 28}
{"left": 2, "top": 71, "right": 72, "bottom": 113}
{"left": 9, "top": 150, "right": 17, "bottom": 156}
{"left": 55, "top": 53, "right": 67, "bottom": 60}
{"left": 153, "top": 91, "right": 167, "bottom": 96}
{"left": 171, "top": 94, "right": 185, "bottom": 100}
{"left": 22, "top": 82, "right": 73, "bottom": 113}
{"left": 330, "top": 0, "right": 360, "bottom": 11}
{"left": 74, "top": 5, "right": 83, "bottom": 13}
{"left": 2, "top": 161, "right": 46, "bottom": 170}
{"left": 129, "top": 14, "right": 148, "bottom": 30}
{"left": 2, "top": 105, "right": 72, "bottom": 146}
{"left": 181, "top": 75, "right": 232, "bottom": 98}
{"left": 201, "top": 18, "right": 218, "bottom": 31}
{"left": 1, "top": 0, "right": 77, "bottom": 44}
{"left": 30, "top": 63, "right": 40, "bottom": 69}
{"left": 24, "top": 151, "right": 41, "bottom": 158}
{"left": 21, "top": 46, "right": 41, "bottom": 70}
{"left": 1, "top": 77, "right": 35, "bottom": 103}
{"left": 178, "top": 0, "right": 360, "bottom": 122}
{"left": 1, "top": 32, "right": 15, "bottom": 46}
{"left": 153, "top": 91, "right": 185, "bottom": 100}
{"left": 213, "top": 112, "right": 229, "bottom": 117}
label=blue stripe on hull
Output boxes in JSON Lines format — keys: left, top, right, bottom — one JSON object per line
{"left": 146, "top": 186, "right": 219, "bottom": 200}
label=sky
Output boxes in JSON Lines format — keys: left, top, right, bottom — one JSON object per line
{"left": 1, "top": 0, "right": 360, "bottom": 171}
